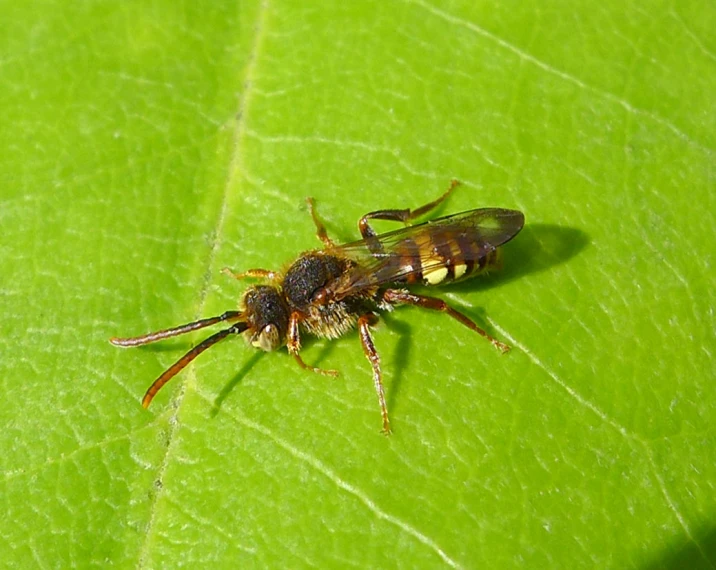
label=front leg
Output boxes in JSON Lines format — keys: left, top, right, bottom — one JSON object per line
{"left": 287, "top": 311, "right": 339, "bottom": 377}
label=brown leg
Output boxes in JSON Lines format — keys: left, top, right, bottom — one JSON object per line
{"left": 305, "top": 197, "right": 336, "bottom": 248}
{"left": 358, "top": 313, "right": 391, "bottom": 434}
{"left": 287, "top": 311, "right": 339, "bottom": 376}
{"left": 222, "top": 267, "right": 279, "bottom": 281}
{"left": 382, "top": 289, "right": 510, "bottom": 353}
{"left": 358, "top": 179, "right": 461, "bottom": 241}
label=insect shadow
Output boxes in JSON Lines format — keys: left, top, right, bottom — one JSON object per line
{"left": 458, "top": 222, "right": 590, "bottom": 292}
{"left": 642, "top": 520, "right": 716, "bottom": 570}
{"left": 375, "top": 222, "right": 588, "bottom": 409}
{"left": 210, "top": 351, "right": 265, "bottom": 417}
{"left": 209, "top": 334, "right": 341, "bottom": 416}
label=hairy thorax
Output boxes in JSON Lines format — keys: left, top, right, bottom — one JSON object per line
{"left": 282, "top": 251, "right": 376, "bottom": 340}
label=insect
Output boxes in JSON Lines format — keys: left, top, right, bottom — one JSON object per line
{"left": 110, "top": 180, "right": 524, "bottom": 433}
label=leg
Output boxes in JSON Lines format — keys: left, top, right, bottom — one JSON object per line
{"left": 287, "top": 312, "right": 339, "bottom": 376}
{"left": 359, "top": 179, "right": 461, "bottom": 240}
{"left": 306, "top": 197, "right": 336, "bottom": 248}
{"left": 382, "top": 289, "right": 510, "bottom": 353}
{"left": 221, "top": 267, "right": 280, "bottom": 281}
{"left": 358, "top": 313, "right": 391, "bottom": 434}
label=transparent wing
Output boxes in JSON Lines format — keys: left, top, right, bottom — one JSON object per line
{"left": 330, "top": 208, "right": 525, "bottom": 295}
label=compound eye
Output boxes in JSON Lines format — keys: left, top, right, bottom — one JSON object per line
{"left": 251, "top": 323, "right": 281, "bottom": 351}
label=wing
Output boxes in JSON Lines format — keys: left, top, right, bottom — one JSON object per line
{"left": 328, "top": 208, "right": 525, "bottom": 297}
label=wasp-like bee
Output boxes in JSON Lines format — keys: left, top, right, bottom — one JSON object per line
{"left": 111, "top": 180, "right": 524, "bottom": 433}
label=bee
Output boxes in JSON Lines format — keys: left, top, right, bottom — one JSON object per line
{"left": 110, "top": 180, "right": 524, "bottom": 433}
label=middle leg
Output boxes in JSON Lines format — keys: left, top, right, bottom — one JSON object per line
{"left": 358, "top": 313, "right": 391, "bottom": 434}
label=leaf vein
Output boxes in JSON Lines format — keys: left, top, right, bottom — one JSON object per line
{"left": 487, "top": 316, "right": 713, "bottom": 565}
{"left": 409, "top": 0, "right": 713, "bottom": 154}
{"left": 135, "top": 1, "right": 272, "bottom": 566}
{"left": 225, "top": 410, "right": 464, "bottom": 570}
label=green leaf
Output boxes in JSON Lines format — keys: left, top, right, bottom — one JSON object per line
{"left": 1, "top": 1, "right": 714, "bottom": 568}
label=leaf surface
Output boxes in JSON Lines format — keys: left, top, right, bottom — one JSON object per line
{"left": 1, "top": 1, "right": 714, "bottom": 568}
